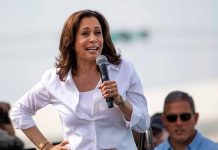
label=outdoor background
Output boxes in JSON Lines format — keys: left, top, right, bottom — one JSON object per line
{"left": 0, "top": 0, "right": 218, "bottom": 148}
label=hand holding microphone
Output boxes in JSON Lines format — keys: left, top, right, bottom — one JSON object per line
{"left": 96, "top": 55, "right": 123, "bottom": 108}
{"left": 96, "top": 55, "right": 114, "bottom": 108}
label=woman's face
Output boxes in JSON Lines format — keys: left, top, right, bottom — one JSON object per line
{"left": 74, "top": 16, "right": 104, "bottom": 62}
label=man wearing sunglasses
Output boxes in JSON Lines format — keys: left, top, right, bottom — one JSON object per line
{"left": 155, "top": 91, "right": 218, "bottom": 150}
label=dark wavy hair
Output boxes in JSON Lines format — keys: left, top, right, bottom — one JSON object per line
{"left": 55, "top": 9, "right": 121, "bottom": 81}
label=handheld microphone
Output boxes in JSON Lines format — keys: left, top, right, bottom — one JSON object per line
{"left": 96, "top": 55, "right": 114, "bottom": 108}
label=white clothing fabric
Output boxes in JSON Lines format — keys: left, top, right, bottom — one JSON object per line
{"left": 11, "top": 59, "right": 150, "bottom": 150}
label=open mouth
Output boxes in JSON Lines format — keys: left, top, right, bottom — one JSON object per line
{"left": 85, "top": 46, "right": 99, "bottom": 51}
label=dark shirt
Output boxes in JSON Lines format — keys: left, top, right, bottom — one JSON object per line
{"left": 0, "top": 129, "right": 24, "bottom": 150}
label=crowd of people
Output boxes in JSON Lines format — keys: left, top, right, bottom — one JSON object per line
{"left": 1, "top": 9, "right": 217, "bottom": 150}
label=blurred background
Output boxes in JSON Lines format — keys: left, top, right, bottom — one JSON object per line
{"left": 0, "top": 0, "right": 218, "bottom": 148}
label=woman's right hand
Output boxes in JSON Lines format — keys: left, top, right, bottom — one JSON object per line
{"left": 46, "top": 140, "right": 69, "bottom": 150}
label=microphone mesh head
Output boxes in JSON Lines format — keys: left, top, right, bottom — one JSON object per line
{"left": 96, "top": 55, "right": 108, "bottom": 65}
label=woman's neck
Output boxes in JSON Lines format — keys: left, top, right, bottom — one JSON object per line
{"left": 72, "top": 60, "right": 100, "bottom": 92}
{"left": 75, "top": 60, "right": 98, "bottom": 76}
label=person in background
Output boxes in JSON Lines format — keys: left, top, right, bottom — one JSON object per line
{"left": 150, "top": 113, "right": 168, "bottom": 147}
{"left": 11, "top": 9, "right": 150, "bottom": 150}
{"left": 0, "top": 101, "right": 24, "bottom": 150}
{"left": 133, "top": 113, "right": 168, "bottom": 150}
{"left": 155, "top": 90, "right": 218, "bottom": 150}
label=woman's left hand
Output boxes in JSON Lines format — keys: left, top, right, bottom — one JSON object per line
{"left": 99, "top": 80, "right": 132, "bottom": 121}
{"left": 99, "top": 80, "right": 122, "bottom": 105}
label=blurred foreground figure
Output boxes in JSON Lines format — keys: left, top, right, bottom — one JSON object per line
{"left": 0, "top": 102, "right": 24, "bottom": 150}
{"left": 155, "top": 91, "right": 218, "bottom": 150}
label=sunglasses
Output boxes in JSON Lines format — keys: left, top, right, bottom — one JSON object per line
{"left": 166, "top": 113, "right": 192, "bottom": 123}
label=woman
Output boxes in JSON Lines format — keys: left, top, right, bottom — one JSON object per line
{"left": 11, "top": 10, "right": 150, "bottom": 150}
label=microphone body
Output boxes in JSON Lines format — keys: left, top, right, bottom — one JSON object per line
{"left": 96, "top": 55, "right": 114, "bottom": 108}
